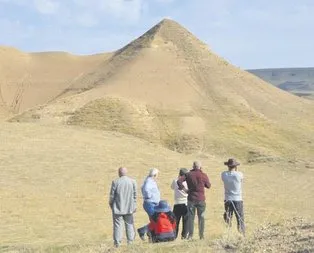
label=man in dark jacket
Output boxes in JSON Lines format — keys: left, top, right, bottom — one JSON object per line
{"left": 148, "top": 200, "right": 176, "bottom": 243}
{"left": 177, "top": 161, "right": 211, "bottom": 240}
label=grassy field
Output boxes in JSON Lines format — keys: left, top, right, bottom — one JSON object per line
{"left": 1, "top": 19, "right": 314, "bottom": 253}
{"left": 1, "top": 122, "right": 313, "bottom": 252}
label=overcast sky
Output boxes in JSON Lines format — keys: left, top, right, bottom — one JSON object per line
{"left": 0, "top": 0, "right": 313, "bottom": 69}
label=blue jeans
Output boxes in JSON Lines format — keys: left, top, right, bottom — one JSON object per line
{"left": 143, "top": 201, "right": 158, "bottom": 217}
{"left": 138, "top": 201, "right": 158, "bottom": 235}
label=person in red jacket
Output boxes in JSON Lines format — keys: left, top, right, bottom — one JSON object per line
{"left": 148, "top": 200, "right": 176, "bottom": 243}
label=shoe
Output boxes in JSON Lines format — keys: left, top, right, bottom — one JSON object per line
{"left": 137, "top": 228, "right": 145, "bottom": 241}
{"left": 187, "top": 236, "right": 194, "bottom": 241}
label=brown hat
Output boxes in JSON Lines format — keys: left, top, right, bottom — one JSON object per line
{"left": 224, "top": 158, "right": 240, "bottom": 168}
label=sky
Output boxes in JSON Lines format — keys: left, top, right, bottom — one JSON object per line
{"left": 0, "top": 0, "right": 313, "bottom": 69}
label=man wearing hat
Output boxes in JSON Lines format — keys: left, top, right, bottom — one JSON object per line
{"left": 148, "top": 200, "right": 177, "bottom": 243}
{"left": 171, "top": 168, "right": 189, "bottom": 239}
{"left": 221, "top": 158, "right": 245, "bottom": 235}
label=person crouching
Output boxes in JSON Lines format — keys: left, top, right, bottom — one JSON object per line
{"left": 148, "top": 200, "right": 176, "bottom": 243}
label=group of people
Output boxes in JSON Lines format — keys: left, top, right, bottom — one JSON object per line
{"left": 109, "top": 159, "right": 245, "bottom": 247}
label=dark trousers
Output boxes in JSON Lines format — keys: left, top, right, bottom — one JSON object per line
{"left": 187, "top": 200, "right": 206, "bottom": 239}
{"left": 224, "top": 200, "right": 245, "bottom": 235}
{"left": 173, "top": 203, "right": 188, "bottom": 239}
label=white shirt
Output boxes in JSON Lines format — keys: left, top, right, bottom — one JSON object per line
{"left": 221, "top": 171, "right": 243, "bottom": 201}
{"left": 171, "top": 179, "right": 188, "bottom": 205}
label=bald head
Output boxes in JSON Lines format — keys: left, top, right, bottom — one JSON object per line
{"left": 193, "top": 161, "right": 201, "bottom": 170}
{"left": 118, "top": 167, "right": 127, "bottom": 177}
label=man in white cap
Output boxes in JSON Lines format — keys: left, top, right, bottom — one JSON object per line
{"left": 109, "top": 167, "right": 137, "bottom": 247}
{"left": 221, "top": 158, "right": 245, "bottom": 235}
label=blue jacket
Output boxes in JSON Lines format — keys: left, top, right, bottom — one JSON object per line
{"left": 141, "top": 177, "right": 160, "bottom": 204}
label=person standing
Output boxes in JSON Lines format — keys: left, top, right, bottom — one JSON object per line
{"left": 221, "top": 158, "right": 245, "bottom": 235}
{"left": 137, "top": 168, "right": 161, "bottom": 240}
{"left": 177, "top": 161, "right": 211, "bottom": 240}
{"left": 109, "top": 167, "right": 137, "bottom": 247}
{"left": 171, "top": 168, "right": 189, "bottom": 239}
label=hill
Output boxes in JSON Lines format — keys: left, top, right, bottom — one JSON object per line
{"left": 9, "top": 19, "right": 314, "bottom": 162}
{"left": 0, "top": 46, "right": 110, "bottom": 116}
{"left": 248, "top": 68, "right": 314, "bottom": 99}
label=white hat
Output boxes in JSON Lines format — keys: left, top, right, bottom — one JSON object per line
{"left": 149, "top": 168, "right": 159, "bottom": 177}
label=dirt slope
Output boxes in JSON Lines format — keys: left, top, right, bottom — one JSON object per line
{"left": 8, "top": 19, "right": 314, "bottom": 160}
{"left": 0, "top": 46, "right": 110, "bottom": 115}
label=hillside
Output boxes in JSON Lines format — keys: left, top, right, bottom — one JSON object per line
{"left": 10, "top": 19, "right": 314, "bottom": 161}
{"left": 1, "top": 122, "right": 313, "bottom": 250}
{"left": 0, "top": 46, "right": 110, "bottom": 116}
{"left": 248, "top": 68, "right": 314, "bottom": 99}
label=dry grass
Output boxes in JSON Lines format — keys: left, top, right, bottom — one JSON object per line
{"left": 2, "top": 219, "right": 313, "bottom": 252}
{"left": 237, "top": 218, "right": 314, "bottom": 253}
{"left": 0, "top": 122, "right": 314, "bottom": 252}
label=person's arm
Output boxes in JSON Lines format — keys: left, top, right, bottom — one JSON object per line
{"left": 171, "top": 179, "right": 176, "bottom": 190}
{"left": 172, "top": 217, "right": 177, "bottom": 231}
{"left": 142, "top": 179, "right": 152, "bottom": 200}
{"left": 177, "top": 175, "right": 186, "bottom": 190}
{"left": 109, "top": 181, "right": 116, "bottom": 209}
{"left": 133, "top": 180, "right": 137, "bottom": 212}
{"left": 203, "top": 173, "right": 211, "bottom": 189}
{"left": 168, "top": 212, "right": 177, "bottom": 231}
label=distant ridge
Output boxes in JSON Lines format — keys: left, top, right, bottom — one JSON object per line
{"left": 248, "top": 67, "right": 314, "bottom": 99}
